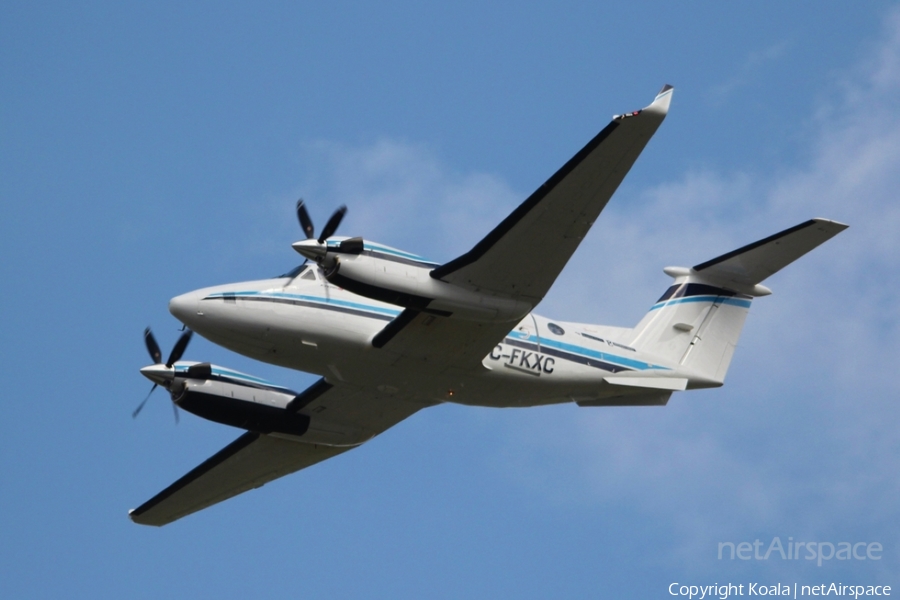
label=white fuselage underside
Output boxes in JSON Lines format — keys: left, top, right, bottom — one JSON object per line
{"left": 170, "top": 269, "right": 688, "bottom": 408}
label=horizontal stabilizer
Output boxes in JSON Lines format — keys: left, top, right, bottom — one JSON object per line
{"left": 603, "top": 376, "right": 688, "bottom": 391}
{"left": 631, "top": 218, "right": 847, "bottom": 385}
{"left": 693, "top": 218, "right": 848, "bottom": 289}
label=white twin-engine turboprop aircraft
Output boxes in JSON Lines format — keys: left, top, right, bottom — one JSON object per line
{"left": 130, "top": 85, "right": 847, "bottom": 526}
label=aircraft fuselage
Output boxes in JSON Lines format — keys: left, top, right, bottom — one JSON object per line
{"left": 170, "top": 264, "right": 687, "bottom": 409}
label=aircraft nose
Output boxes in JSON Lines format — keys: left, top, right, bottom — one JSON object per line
{"left": 169, "top": 290, "right": 202, "bottom": 326}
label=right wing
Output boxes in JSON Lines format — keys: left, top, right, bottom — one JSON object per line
{"left": 431, "top": 85, "right": 673, "bottom": 305}
{"left": 373, "top": 87, "right": 674, "bottom": 371}
{"left": 130, "top": 380, "right": 430, "bottom": 526}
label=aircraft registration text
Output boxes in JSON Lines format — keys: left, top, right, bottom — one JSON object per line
{"left": 489, "top": 344, "right": 555, "bottom": 376}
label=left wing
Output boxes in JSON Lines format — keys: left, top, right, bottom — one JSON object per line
{"left": 431, "top": 85, "right": 673, "bottom": 305}
{"left": 130, "top": 381, "right": 430, "bottom": 526}
{"left": 129, "top": 431, "right": 348, "bottom": 526}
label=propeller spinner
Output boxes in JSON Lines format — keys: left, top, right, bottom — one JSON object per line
{"left": 292, "top": 199, "right": 347, "bottom": 262}
{"left": 133, "top": 327, "right": 193, "bottom": 423}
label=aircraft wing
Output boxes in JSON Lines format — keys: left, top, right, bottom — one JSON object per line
{"left": 431, "top": 85, "right": 673, "bottom": 305}
{"left": 372, "top": 87, "right": 674, "bottom": 371}
{"left": 130, "top": 382, "right": 429, "bottom": 526}
{"left": 373, "top": 307, "right": 517, "bottom": 373}
{"left": 129, "top": 431, "right": 348, "bottom": 527}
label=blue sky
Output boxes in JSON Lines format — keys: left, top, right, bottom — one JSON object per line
{"left": 2, "top": 1, "right": 898, "bottom": 597}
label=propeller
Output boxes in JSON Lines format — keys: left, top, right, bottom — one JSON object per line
{"left": 296, "top": 200, "right": 315, "bottom": 239}
{"left": 318, "top": 205, "right": 346, "bottom": 244}
{"left": 134, "top": 327, "right": 193, "bottom": 422}
{"left": 293, "top": 199, "right": 348, "bottom": 262}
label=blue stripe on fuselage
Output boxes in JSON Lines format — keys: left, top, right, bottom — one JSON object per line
{"left": 649, "top": 295, "right": 752, "bottom": 311}
{"left": 506, "top": 330, "right": 669, "bottom": 371}
{"left": 204, "top": 291, "right": 403, "bottom": 317}
{"left": 202, "top": 291, "right": 670, "bottom": 372}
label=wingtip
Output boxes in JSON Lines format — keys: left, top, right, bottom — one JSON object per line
{"left": 612, "top": 85, "right": 674, "bottom": 121}
{"left": 811, "top": 217, "right": 849, "bottom": 231}
{"left": 645, "top": 84, "right": 674, "bottom": 115}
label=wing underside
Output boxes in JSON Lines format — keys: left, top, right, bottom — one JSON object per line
{"left": 374, "top": 87, "right": 675, "bottom": 370}
{"left": 431, "top": 86, "right": 673, "bottom": 304}
{"left": 130, "top": 380, "right": 430, "bottom": 526}
{"left": 129, "top": 432, "right": 348, "bottom": 526}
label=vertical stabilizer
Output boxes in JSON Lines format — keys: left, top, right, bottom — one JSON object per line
{"left": 628, "top": 219, "right": 847, "bottom": 384}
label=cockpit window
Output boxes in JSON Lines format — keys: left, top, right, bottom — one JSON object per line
{"left": 278, "top": 262, "right": 308, "bottom": 279}
{"left": 300, "top": 267, "right": 317, "bottom": 281}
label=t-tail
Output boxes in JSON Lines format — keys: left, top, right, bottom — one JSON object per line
{"left": 628, "top": 219, "right": 847, "bottom": 386}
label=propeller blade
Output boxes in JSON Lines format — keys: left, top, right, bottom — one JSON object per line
{"left": 296, "top": 199, "right": 315, "bottom": 239}
{"left": 144, "top": 328, "right": 162, "bottom": 364}
{"left": 165, "top": 330, "right": 193, "bottom": 367}
{"left": 318, "top": 205, "right": 347, "bottom": 244}
{"left": 133, "top": 384, "right": 157, "bottom": 418}
{"left": 172, "top": 401, "right": 180, "bottom": 424}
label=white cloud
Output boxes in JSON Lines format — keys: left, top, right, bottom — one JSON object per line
{"left": 530, "top": 7, "right": 900, "bottom": 570}
{"left": 296, "top": 139, "right": 518, "bottom": 262}
{"left": 708, "top": 40, "right": 792, "bottom": 104}
{"left": 292, "top": 9, "right": 900, "bottom": 575}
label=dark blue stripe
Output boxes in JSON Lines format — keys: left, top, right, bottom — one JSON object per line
{"left": 504, "top": 337, "right": 635, "bottom": 374}
{"left": 656, "top": 283, "right": 751, "bottom": 303}
{"left": 203, "top": 294, "right": 395, "bottom": 321}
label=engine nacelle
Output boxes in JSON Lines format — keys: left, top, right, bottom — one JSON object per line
{"left": 319, "top": 238, "right": 532, "bottom": 322}
{"left": 146, "top": 362, "right": 365, "bottom": 446}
